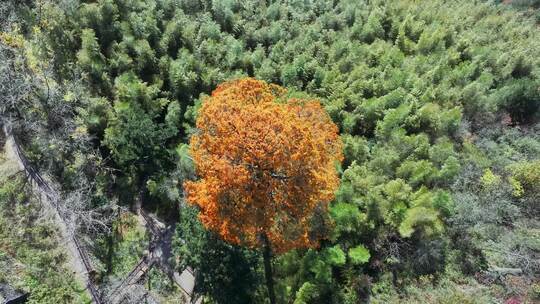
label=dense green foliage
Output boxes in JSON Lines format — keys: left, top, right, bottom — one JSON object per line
{"left": 1, "top": 0, "right": 540, "bottom": 303}
{"left": 175, "top": 205, "right": 264, "bottom": 303}
{"left": 93, "top": 213, "right": 149, "bottom": 279}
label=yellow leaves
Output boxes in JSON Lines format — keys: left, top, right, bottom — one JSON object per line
{"left": 507, "top": 160, "right": 540, "bottom": 198}
{"left": 0, "top": 32, "right": 24, "bottom": 48}
{"left": 480, "top": 168, "right": 501, "bottom": 190}
{"left": 31, "top": 25, "right": 42, "bottom": 37}
{"left": 71, "top": 125, "right": 89, "bottom": 140}
{"left": 184, "top": 78, "right": 343, "bottom": 253}
{"left": 24, "top": 42, "right": 43, "bottom": 73}
{"left": 63, "top": 91, "right": 76, "bottom": 102}
{"left": 508, "top": 177, "right": 524, "bottom": 198}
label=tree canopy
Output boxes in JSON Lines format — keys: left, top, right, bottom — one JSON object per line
{"left": 185, "top": 78, "right": 343, "bottom": 253}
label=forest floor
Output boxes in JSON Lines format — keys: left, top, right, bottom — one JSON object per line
{"left": 2, "top": 128, "right": 197, "bottom": 303}
{"left": 135, "top": 211, "right": 198, "bottom": 303}
{"left": 0, "top": 134, "right": 90, "bottom": 303}
{"left": 3, "top": 135, "right": 86, "bottom": 286}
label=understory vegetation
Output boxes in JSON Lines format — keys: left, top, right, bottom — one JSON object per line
{"left": 1, "top": 0, "right": 539, "bottom": 303}
{"left": 0, "top": 141, "right": 89, "bottom": 304}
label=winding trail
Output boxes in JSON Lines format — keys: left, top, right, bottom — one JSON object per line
{"left": 106, "top": 211, "right": 199, "bottom": 303}
{"left": 140, "top": 209, "right": 201, "bottom": 303}
{"left": 3, "top": 120, "right": 200, "bottom": 303}
{"left": 1, "top": 121, "right": 102, "bottom": 304}
{"left": 107, "top": 254, "right": 157, "bottom": 304}
{"left": 140, "top": 210, "right": 199, "bottom": 303}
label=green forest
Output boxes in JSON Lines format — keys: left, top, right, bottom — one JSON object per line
{"left": 0, "top": 0, "right": 539, "bottom": 303}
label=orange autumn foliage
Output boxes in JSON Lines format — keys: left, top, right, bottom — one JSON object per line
{"left": 184, "top": 78, "right": 343, "bottom": 253}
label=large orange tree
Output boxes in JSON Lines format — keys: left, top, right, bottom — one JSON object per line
{"left": 184, "top": 78, "right": 342, "bottom": 303}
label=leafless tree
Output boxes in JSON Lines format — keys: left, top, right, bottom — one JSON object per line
{"left": 0, "top": 3, "right": 35, "bottom": 121}
{"left": 59, "top": 177, "right": 116, "bottom": 237}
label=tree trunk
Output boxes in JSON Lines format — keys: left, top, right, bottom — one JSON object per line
{"left": 262, "top": 234, "right": 276, "bottom": 304}
{"left": 133, "top": 188, "right": 143, "bottom": 214}
{"left": 106, "top": 231, "right": 114, "bottom": 274}
{"left": 133, "top": 176, "right": 146, "bottom": 214}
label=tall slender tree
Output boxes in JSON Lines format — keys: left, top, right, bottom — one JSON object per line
{"left": 184, "top": 78, "right": 343, "bottom": 303}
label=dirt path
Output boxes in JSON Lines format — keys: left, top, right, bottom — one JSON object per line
{"left": 139, "top": 211, "right": 200, "bottom": 303}
{"left": 2, "top": 122, "right": 102, "bottom": 304}
{"left": 3, "top": 121, "right": 199, "bottom": 304}
{"left": 106, "top": 211, "right": 199, "bottom": 303}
